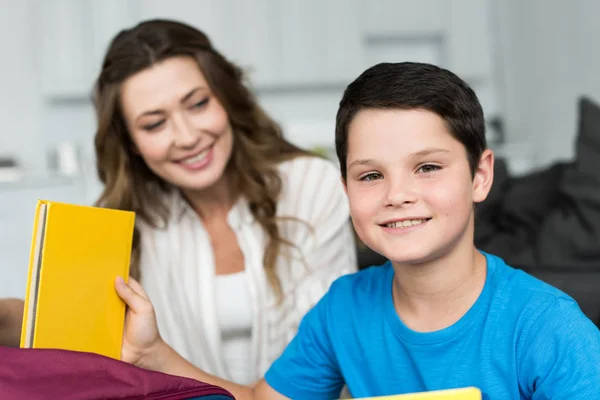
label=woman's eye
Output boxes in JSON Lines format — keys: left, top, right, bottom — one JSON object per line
{"left": 360, "top": 172, "right": 382, "bottom": 182}
{"left": 191, "top": 98, "right": 209, "bottom": 109}
{"left": 142, "top": 120, "right": 165, "bottom": 131}
{"left": 417, "top": 164, "right": 441, "bottom": 173}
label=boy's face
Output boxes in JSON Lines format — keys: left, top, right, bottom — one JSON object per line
{"left": 343, "top": 108, "right": 493, "bottom": 265}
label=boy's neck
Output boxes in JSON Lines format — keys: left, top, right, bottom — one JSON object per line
{"left": 390, "top": 242, "right": 487, "bottom": 333}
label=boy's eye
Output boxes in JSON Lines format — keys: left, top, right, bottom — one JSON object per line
{"left": 417, "top": 164, "right": 441, "bottom": 173}
{"left": 142, "top": 120, "right": 165, "bottom": 131}
{"left": 360, "top": 172, "right": 383, "bottom": 181}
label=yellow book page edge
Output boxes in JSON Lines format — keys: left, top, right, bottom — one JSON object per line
{"left": 352, "top": 387, "right": 481, "bottom": 400}
{"left": 20, "top": 200, "right": 47, "bottom": 347}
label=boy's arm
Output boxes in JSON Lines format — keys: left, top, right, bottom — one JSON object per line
{"left": 0, "top": 298, "right": 24, "bottom": 346}
{"left": 263, "top": 290, "right": 345, "bottom": 399}
{"left": 518, "top": 298, "right": 600, "bottom": 399}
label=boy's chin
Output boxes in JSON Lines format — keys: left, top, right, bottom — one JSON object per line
{"left": 383, "top": 248, "right": 439, "bottom": 266}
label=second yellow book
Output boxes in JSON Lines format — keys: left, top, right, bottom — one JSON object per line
{"left": 356, "top": 387, "right": 481, "bottom": 399}
{"left": 20, "top": 200, "right": 135, "bottom": 360}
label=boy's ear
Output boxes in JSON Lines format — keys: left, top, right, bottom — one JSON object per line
{"left": 472, "top": 149, "right": 494, "bottom": 203}
{"left": 341, "top": 176, "right": 348, "bottom": 195}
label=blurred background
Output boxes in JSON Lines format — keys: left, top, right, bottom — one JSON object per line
{"left": 1, "top": 0, "right": 599, "bottom": 297}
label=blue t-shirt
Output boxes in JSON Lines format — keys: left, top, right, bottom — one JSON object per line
{"left": 265, "top": 252, "right": 600, "bottom": 399}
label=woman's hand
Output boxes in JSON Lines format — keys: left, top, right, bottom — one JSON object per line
{"left": 0, "top": 298, "right": 24, "bottom": 347}
{"left": 114, "top": 277, "right": 166, "bottom": 371}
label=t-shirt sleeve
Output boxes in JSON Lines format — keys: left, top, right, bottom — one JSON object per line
{"left": 518, "top": 297, "right": 600, "bottom": 399}
{"left": 264, "top": 287, "right": 344, "bottom": 399}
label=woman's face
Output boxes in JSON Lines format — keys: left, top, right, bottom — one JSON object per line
{"left": 120, "top": 56, "right": 233, "bottom": 193}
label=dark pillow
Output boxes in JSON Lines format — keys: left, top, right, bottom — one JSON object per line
{"left": 531, "top": 96, "right": 600, "bottom": 267}
{"left": 476, "top": 95, "right": 600, "bottom": 269}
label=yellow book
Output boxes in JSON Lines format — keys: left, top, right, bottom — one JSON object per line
{"left": 356, "top": 387, "right": 481, "bottom": 399}
{"left": 19, "top": 200, "right": 135, "bottom": 360}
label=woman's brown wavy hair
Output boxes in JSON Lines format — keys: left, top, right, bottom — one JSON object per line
{"left": 93, "top": 19, "right": 311, "bottom": 300}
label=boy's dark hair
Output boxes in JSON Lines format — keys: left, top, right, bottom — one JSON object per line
{"left": 335, "top": 62, "right": 486, "bottom": 179}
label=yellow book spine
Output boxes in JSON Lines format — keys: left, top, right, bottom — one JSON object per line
{"left": 19, "top": 200, "right": 45, "bottom": 348}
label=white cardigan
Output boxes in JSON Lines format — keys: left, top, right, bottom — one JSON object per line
{"left": 139, "top": 156, "right": 357, "bottom": 381}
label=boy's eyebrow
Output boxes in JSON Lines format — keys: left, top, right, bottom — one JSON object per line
{"left": 348, "top": 148, "right": 451, "bottom": 169}
{"left": 347, "top": 159, "right": 376, "bottom": 169}
{"left": 410, "top": 147, "right": 451, "bottom": 157}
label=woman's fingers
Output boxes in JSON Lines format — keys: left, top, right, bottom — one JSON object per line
{"left": 127, "top": 277, "right": 150, "bottom": 301}
{"left": 115, "top": 276, "right": 152, "bottom": 314}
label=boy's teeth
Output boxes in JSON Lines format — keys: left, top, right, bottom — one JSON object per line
{"left": 386, "top": 219, "right": 426, "bottom": 228}
{"left": 182, "top": 149, "right": 209, "bottom": 164}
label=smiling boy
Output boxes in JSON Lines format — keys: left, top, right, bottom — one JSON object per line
{"left": 116, "top": 62, "right": 600, "bottom": 399}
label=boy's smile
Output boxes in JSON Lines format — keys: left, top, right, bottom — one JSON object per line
{"left": 343, "top": 108, "right": 493, "bottom": 266}
{"left": 379, "top": 216, "right": 432, "bottom": 234}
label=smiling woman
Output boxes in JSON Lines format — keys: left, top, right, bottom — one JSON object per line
{"left": 118, "top": 56, "right": 235, "bottom": 198}
{"left": 91, "top": 19, "right": 357, "bottom": 385}
{"left": 0, "top": 19, "right": 357, "bottom": 387}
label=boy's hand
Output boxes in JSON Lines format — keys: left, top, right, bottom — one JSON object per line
{"left": 114, "top": 277, "right": 166, "bottom": 370}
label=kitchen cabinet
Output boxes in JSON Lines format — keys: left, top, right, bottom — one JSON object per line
{"left": 36, "top": 0, "right": 141, "bottom": 99}
{"left": 361, "top": 0, "right": 499, "bottom": 116}
{"left": 36, "top": 0, "right": 365, "bottom": 97}
{"left": 267, "top": 0, "right": 363, "bottom": 87}
{"left": 89, "top": 0, "right": 142, "bottom": 81}
{"left": 32, "top": 0, "right": 502, "bottom": 154}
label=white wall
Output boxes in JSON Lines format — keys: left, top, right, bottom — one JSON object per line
{"left": 0, "top": 0, "right": 44, "bottom": 173}
{"left": 497, "top": 0, "right": 600, "bottom": 167}
{"left": 14, "top": 0, "right": 600, "bottom": 176}
{"left": 0, "top": 0, "right": 502, "bottom": 297}
{"left": 2, "top": 0, "right": 504, "bottom": 183}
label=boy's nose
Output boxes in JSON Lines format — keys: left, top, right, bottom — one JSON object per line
{"left": 382, "top": 178, "right": 418, "bottom": 207}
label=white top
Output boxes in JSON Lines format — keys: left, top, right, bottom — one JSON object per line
{"left": 215, "top": 271, "right": 253, "bottom": 385}
{"left": 139, "top": 156, "right": 358, "bottom": 382}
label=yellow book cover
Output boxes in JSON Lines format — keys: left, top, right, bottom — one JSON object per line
{"left": 19, "top": 200, "right": 135, "bottom": 360}
{"left": 355, "top": 387, "right": 481, "bottom": 400}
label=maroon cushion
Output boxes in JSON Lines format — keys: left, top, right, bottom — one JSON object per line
{"left": 0, "top": 346, "right": 234, "bottom": 400}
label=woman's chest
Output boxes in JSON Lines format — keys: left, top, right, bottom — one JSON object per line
{"left": 206, "top": 223, "right": 246, "bottom": 275}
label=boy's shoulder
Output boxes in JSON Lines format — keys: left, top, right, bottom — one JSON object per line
{"left": 488, "top": 252, "right": 576, "bottom": 305}
{"left": 486, "top": 253, "right": 589, "bottom": 333}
